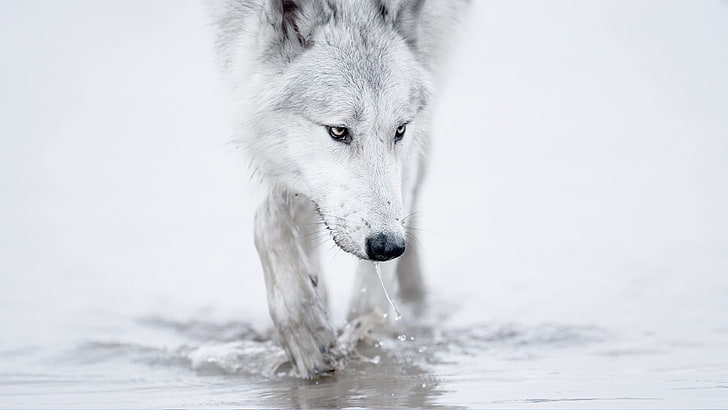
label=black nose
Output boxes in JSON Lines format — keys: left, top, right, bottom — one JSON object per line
{"left": 365, "top": 233, "right": 406, "bottom": 261}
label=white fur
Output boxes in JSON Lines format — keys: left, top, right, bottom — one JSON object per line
{"left": 208, "top": 0, "right": 468, "bottom": 378}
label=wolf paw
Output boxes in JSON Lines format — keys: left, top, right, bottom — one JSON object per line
{"left": 337, "top": 312, "right": 387, "bottom": 352}
{"left": 273, "top": 312, "right": 391, "bottom": 378}
{"left": 277, "top": 322, "right": 344, "bottom": 378}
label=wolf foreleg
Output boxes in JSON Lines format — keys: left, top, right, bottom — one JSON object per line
{"left": 254, "top": 191, "right": 340, "bottom": 378}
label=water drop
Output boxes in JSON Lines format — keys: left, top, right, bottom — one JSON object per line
{"left": 373, "top": 262, "right": 402, "bottom": 320}
{"left": 397, "top": 334, "right": 407, "bottom": 342}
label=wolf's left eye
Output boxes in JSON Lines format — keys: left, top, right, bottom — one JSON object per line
{"left": 394, "top": 124, "right": 407, "bottom": 142}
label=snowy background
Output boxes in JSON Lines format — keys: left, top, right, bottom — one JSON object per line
{"left": 1, "top": 0, "right": 727, "bottom": 407}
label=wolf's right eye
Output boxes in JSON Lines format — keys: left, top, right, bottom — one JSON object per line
{"left": 327, "top": 126, "right": 351, "bottom": 144}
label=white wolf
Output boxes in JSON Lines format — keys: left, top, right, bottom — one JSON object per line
{"left": 209, "top": 0, "right": 468, "bottom": 378}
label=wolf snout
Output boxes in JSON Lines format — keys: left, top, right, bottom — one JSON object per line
{"left": 365, "top": 232, "right": 406, "bottom": 261}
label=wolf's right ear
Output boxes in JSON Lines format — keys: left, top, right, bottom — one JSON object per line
{"left": 263, "top": 0, "right": 331, "bottom": 61}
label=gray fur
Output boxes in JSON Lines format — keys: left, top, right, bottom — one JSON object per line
{"left": 207, "top": 0, "right": 469, "bottom": 378}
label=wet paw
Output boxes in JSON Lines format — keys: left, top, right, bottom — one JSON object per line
{"left": 336, "top": 312, "right": 387, "bottom": 353}
{"left": 277, "top": 323, "right": 342, "bottom": 378}
{"left": 274, "top": 313, "right": 385, "bottom": 378}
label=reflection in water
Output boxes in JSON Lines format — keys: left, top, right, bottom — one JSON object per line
{"left": 5, "top": 306, "right": 727, "bottom": 408}
{"left": 55, "top": 315, "right": 606, "bottom": 408}
{"left": 66, "top": 316, "right": 454, "bottom": 408}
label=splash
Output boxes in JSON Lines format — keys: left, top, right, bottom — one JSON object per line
{"left": 373, "top": 262, "right": 402, "bottom": 321}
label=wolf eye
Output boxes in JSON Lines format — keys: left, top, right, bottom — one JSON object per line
{"left": 327, "top": 126, "right": 351, "bottom": 143}
{"left": 394, "top": 124, "right": 407, "bottom": 142}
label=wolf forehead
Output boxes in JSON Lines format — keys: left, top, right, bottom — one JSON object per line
{"left": 273, "top": 56, "right": 431, "bottom": 125}
{"left": 267, "top": 0, "right": 433, "bottom": 123}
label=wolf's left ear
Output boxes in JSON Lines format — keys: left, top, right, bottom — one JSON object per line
{"left": 263, "top": 0, "right": 331, "bottom": 61}
{"left": 378, "top": 0, "right": 426, "bottom": 49}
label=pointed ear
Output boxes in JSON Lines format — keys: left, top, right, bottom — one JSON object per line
{"left": 263, "top": 0, "right": 331, "bottom": 61}
{"left": 378, "top": 0, "right": 426, "bottom": 48}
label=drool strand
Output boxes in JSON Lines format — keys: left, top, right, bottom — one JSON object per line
{"left": 373, "top": 262, "right": 402, "bottom": 321}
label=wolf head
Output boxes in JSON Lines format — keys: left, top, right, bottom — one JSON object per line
{"left": 238, "top": 0, "right": 434, "bottom": 261}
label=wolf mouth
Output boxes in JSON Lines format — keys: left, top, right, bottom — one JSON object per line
{"left": 313, "top": 203, "right": 368, "bottom": 260}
